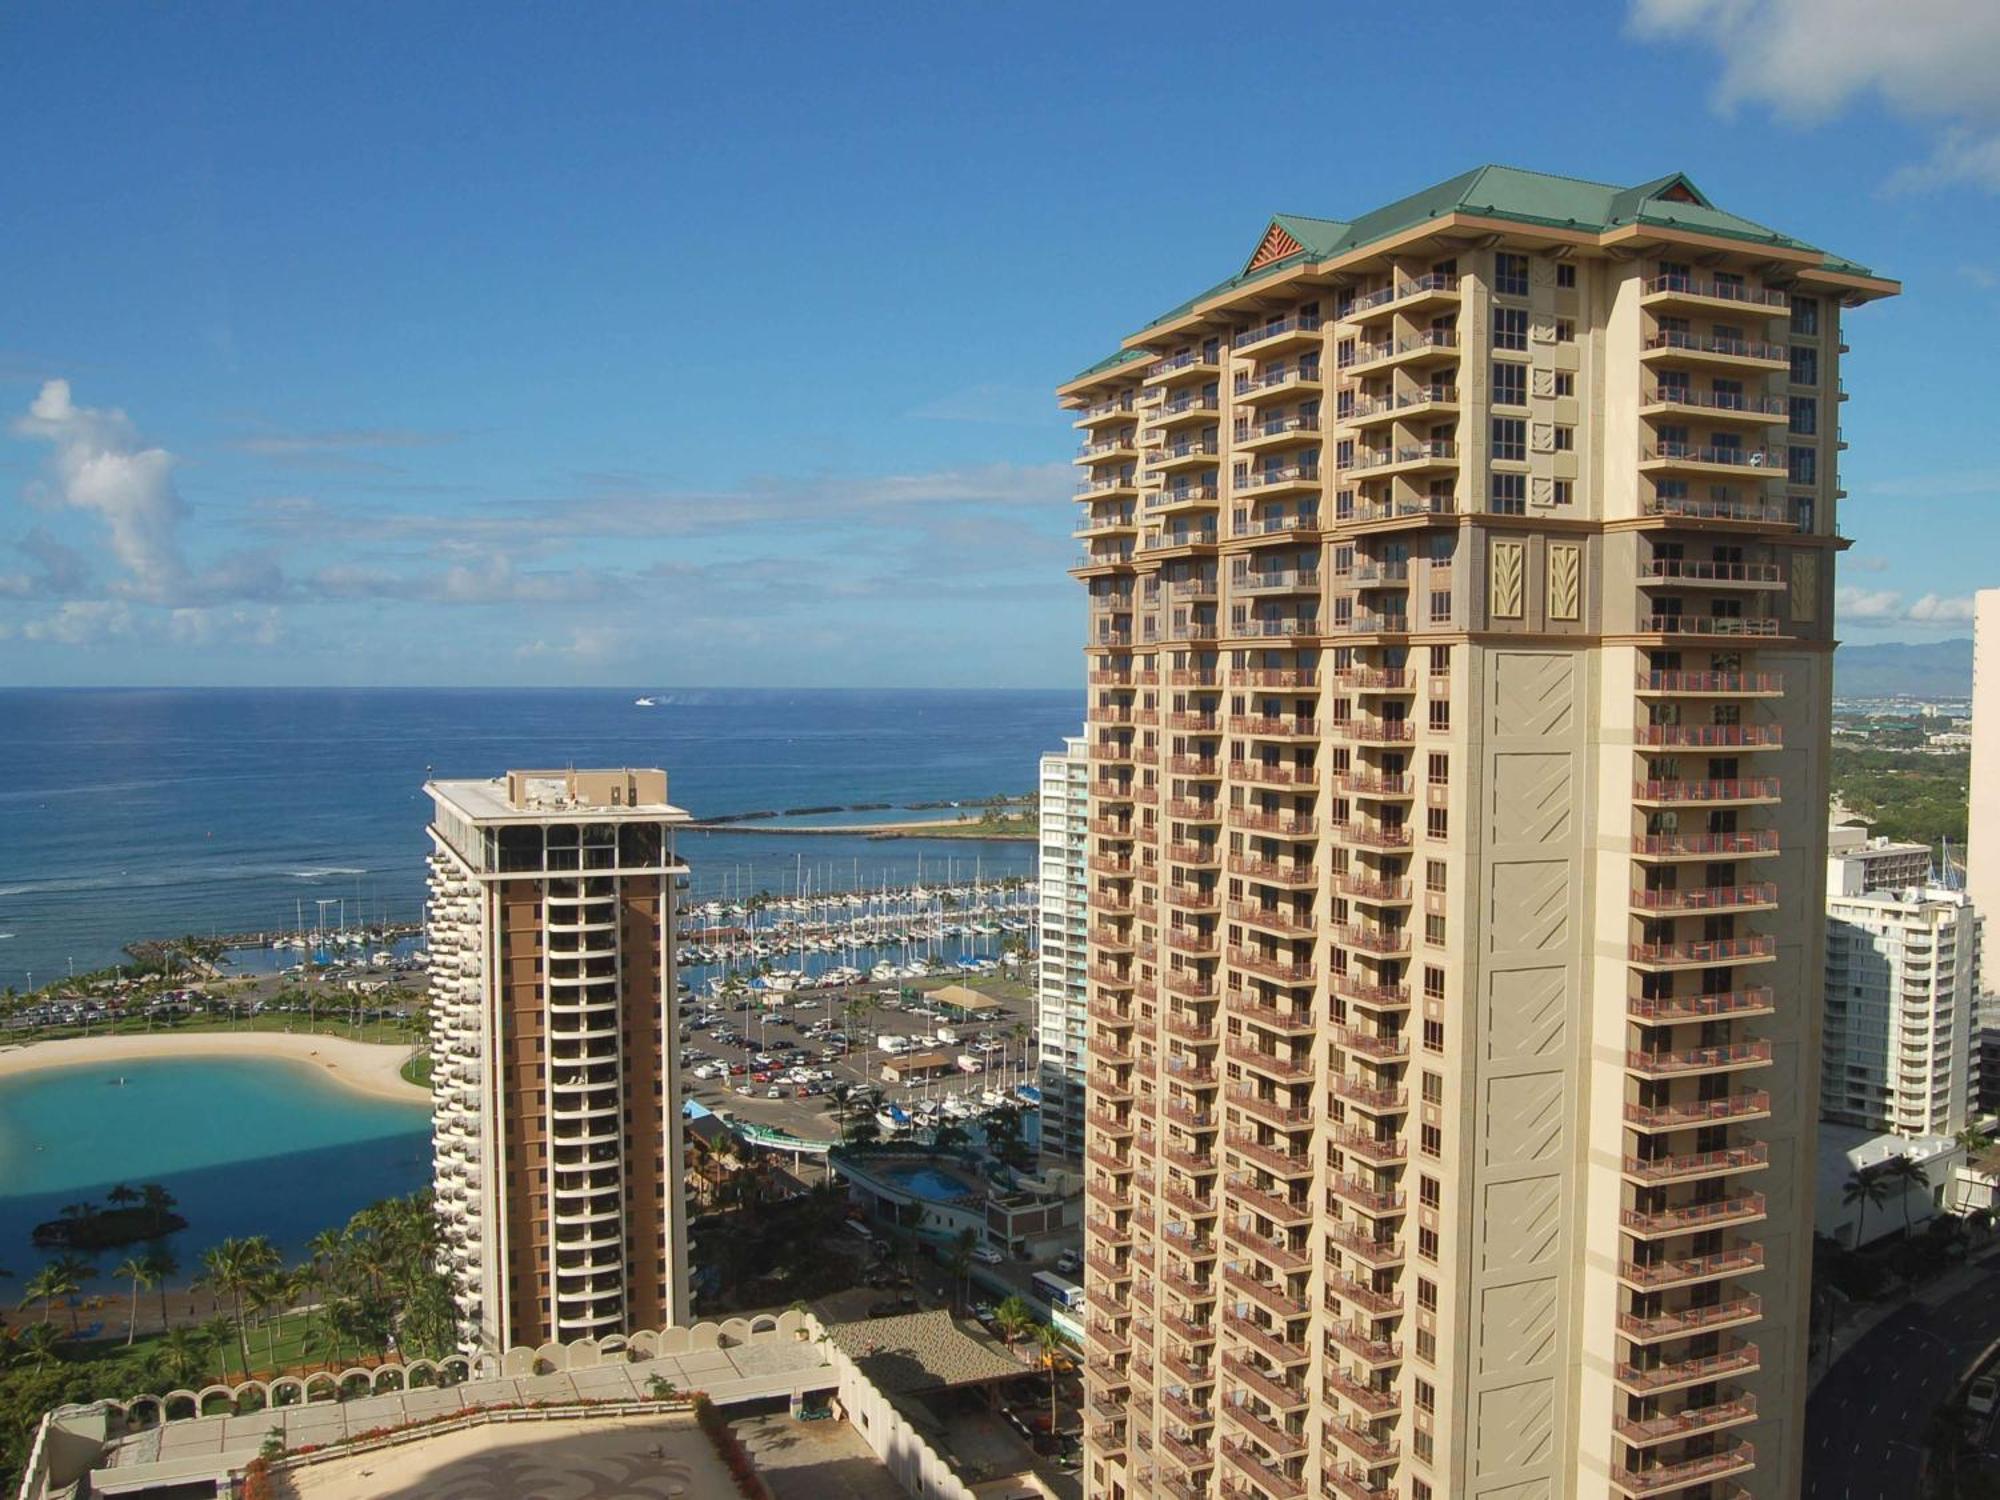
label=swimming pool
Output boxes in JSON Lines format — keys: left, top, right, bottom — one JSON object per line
{"left": 880, "top": 1163, "right": 979, "bottom": 1201}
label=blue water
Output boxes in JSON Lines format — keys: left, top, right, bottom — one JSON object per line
{"left": 0, "top": 687, "right": 1082, "bottom": 989}
{"left": 0, "top": 1056, "right": 429, "bottom": 1295}
{"left": 883, "top": 1164, "right": 981, "bottom": 1201}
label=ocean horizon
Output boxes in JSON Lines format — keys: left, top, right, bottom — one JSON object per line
{"left": 0, "top": 685, "right": 1084, "bottom": 988}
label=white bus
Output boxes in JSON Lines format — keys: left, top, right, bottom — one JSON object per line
{"left": 1032, "top": 1270, "right": 1085, "bottom": 1312}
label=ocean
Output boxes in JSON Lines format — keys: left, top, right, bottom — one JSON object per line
{"left": 0, "top": 687, "right": 1083, "bottom": 990}
{"left": 0, "top": 1056, "right": 430, "bottom": 1297}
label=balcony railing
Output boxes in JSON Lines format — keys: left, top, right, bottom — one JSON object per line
{"left": 1644, "top": 274, "right": 1788, "bottom": 308}
{"left": 1643, "top": 330, "right": 1786, "bottom": 361}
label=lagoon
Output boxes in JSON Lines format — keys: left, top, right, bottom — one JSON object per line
{"left": 0, "top": 1056, "right": 429, "bottom": 1297}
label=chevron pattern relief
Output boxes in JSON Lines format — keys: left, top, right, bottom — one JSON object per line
{"left": 1490, "top": 753, "right": 1572, "bottom": 845}
{"left": 1791, "top": 551, "right": 1818, "bottom": 622}
{"left": 1487, "top": 860, "right": 1569, "bottom": 952}
{"left": 1477, "top": 1278, "right": 1558, "bottom": 1373}
{"left": 1474, "top": 1380, "right": 1556, "bottom": 1475}
{"left": 1473, "top": 1483, "right": 1554, "bottom": 1500}
{"left": 1490, "top": 652, "right": 1574, "bottom": 737}
{"left": 1491, "top": 539, "right": 1525, "bottom": 618}
{"left": 1547, "top": 543, "right": 1580, "bottom": 620}
{"left": 1485, "top": 967, "right": 1566, "bottom": 1061}
{"left": 1481, "top": 1177, "right": 1562, "bottom": 1272}
{"left": 1484, "top": 1073, "right": 1566, "bottom": 1166}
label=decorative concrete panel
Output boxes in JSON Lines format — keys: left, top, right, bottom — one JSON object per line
{"left": 1475, "top": 1480, "right": 1554, "bottom": 1500}
{"left": 1790, "top": 552, "right": 1818, "bottom": 622}
{"left": 1547, "top": 545, "right": 1581, "bottom": 620}
{"left": 1480, "top": 1177, "right": 1562, "bottom": 1272}
{"left": 1484, "top": 967, "right": 1567, "bottom": 1062}
{"left": 1476, "top": 1278, "right": 1558, "bottom": 1373}
{"left": 1490, "top": 753, "right": 1572, "bottom": 845}
{"left": 1489, "top": 652, "right": 1574, "bottom": 737}
{"left": 1487, "top": 860, "right": 1569, "bottom": 952}
{"left": 1491, "top": 540, "right": 1526, "bottom": 618}
{"left": 1483, "top": 1072, "right": 1566, "bottom": 1167}
{"left": 1474, "top": 1379, "right": 1556, "bottom": 1474}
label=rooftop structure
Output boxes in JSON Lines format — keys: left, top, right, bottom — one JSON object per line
{"left": 1062, "top": 165, "right": 1895, "bottom": 1500}
{"left": 425, "top": 767, "right": 694, "bottom": 1352}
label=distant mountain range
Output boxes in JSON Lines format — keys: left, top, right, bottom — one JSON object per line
{"left": 1834, "top": 638, "right": 1973, "bottom": 700}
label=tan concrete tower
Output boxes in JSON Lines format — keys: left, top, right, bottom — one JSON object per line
{"left": 1060, "top": 167, "right": 1896, "bottom": 1500}
{"left": 425, "top": 768, "right": 692, "bottom": 1353}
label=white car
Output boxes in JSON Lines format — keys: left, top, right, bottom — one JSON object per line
{"left": 736, "top": 1084, "right": 756, "bottom": 1095}
{"left": 1969, "top": 1375, "right": 1998, "bottom": 1416}
{"left": 970, "top": 1245, "right": 1004, "bottom": 1265}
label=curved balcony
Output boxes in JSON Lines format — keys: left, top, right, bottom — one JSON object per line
{"left": 1623, "top": 1141, "right": 1770, "bottom": 1185}
{"left": 1628, "top": 937, "right": 1776, "bottom": 971}
{"left": 1621, "top": 1193, "right": 1766, "bottom": 1239}
{"left": 1628, "top": 988, "right": 1776, "bottom": 1024}
{"left": 1633, "top": 830, "right": 1779, "bottom": 860}
{"left": 1614, "top": 1392, "right": 1757, "bottom": 1447}
{"left": 1615, "top": 1340, "right": 1759, "bottom": 1394}
{"left": 1625, "top": 1040, "right": 1773, "bottom": 1078}
{"left": 1624, "top": 1091, "right": 1771, "bottom": 1131}
{"left": 1618, "top": 1244, "right": 1766, "bottom": 1291}
{"left": 1608, "top": 1441, "right": 1755, "bottom": 1496}
{"left": 1633, "top": 777, "right": 1781, "bottom": 805}
{"left": 1636, "top": 670, "right": 1784, "bottom": 697}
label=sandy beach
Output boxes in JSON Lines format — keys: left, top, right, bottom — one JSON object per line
{"left": 0, "top": 1031, "right": 426, "bottom": 1105}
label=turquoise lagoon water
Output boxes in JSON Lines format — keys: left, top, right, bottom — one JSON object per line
{"left": 881, "top": 1163, "right": 981, "bottom": 1201}
{"left": 0, "top": 1056, "right": 429, "bottom": 1297}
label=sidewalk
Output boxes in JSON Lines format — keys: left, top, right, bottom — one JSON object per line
{"left": 1811, "top": 1246, "right": 2000, "bottom": 1394}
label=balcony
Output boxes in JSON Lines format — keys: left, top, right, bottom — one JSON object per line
{"left": 1621, "top": 1193, "right": 1766, "bottom": 1239}
{"left": 1235, "top": 760, "right": 1319, "bottom": 788}
{"left": 1640, "top": 493, "right": 1791, "bottom": 528}
{"left": 1332, "top": 922, "right": 1409, "bottom": 957}
{"left": 1634, "top": 777, "right": 1780, "bottom": 806}
{"left": 1609, "top": 1441, "right": 1755, "bottom": 1496}
{"left": 1635, "top": 725, "right": 1784, "bottom": 751}
{"left": 1222, "top": 1309, "right": 1312, "bottom": 1367}
{"left": 1626, "top": 1040, "right": 1773, "bottom": 1079}
{"left": 1325, "top": 1417, "right": 1399, "bottom": 1466}
{"left": 1615, "top": 1340, "right": 1760, "bottom": 1394}
{"left": 1331, "top": 1125, "right": 1407, "bottom": 1166}
{"left": 1229, "top": 714, "right": 1320, "bottom": 739}
{"left": 1147, "top": 350, "right": 1221, "bottom": 386}
{"left": 1331, "top": 973, "right": 1411, "bottom": 1010}
{"left": 1224, "top": 1352, "right": 1310, "bottom": 1412}
{"left": 1151, "top": 437, "right": 1224, "bottom": 474}
{"left": 1228, "top": 1174, "right": 1314, "bottom": 1229}
{"left": 1235, "top": 313, "right": 1325, "bottom": 354}
{"left": 1625, "top": 1091, "right": 1772, "bottom": 1132}
{"left": 1623, "top": 1142, "right": 1770, "bottom": 1185}
{"left": 1228, "top": 1084, "right": 1315, "bottom": 1131}
{"left": 1331, "top": 1173, "right": 1406, "bottom": 1215}
{"left": 1236, "top": 414, "right": 1319, "bottom": 451}
{"left": 1619, "top": 1295, "right": 1762, "bottom": 1345}
{"left": 1640, "top": 330, "right": 1788, "bottom": 370}
{"left": 1619, "top": 1244, "right": 1766, "bottom": 1291}
{"left": 1224, "top": 1264, "right": 1309, "bottom": 1319}
{"left": 1630, "top": 883, "right": 1778, "bottom": 914}
{"left": 1232, "top": 566, "right": 1322, "bottom": 595}
{"left": 1228, "top": 809, "right": 1319, "bottom": 838}
{"left": 1326, "top": 1320, "right": 1402, "bottom": 1369}
{"left": 1231, "top": 508, "right": 1324, "bottom": 541}
{"left": 1226, "top": 1130, "right": 1315, "bottom": 1179}
{"left": 1334, "top": 872, "right": 1413, "bottom": 902}
{"left": 1350, "top": 440, "right": 1459, "bottom": 476}
{"left": 1326, "top": 1267, "right": 1403, "bottom": 1318}
{"left": 1230, "top": 904, "right": 1315, "bottom": 940}
{"left": 1221, "top": 1439, "right": 1306, "bottom": 1499}
{"left": 1641, "top": 387, "right": 1790, "bottom": 428}
{"left": 1636, "top": 670, "right": 1784, "bottom": 697}
{"left": 1152, "top": 393, "right": 1222, "bottom": 430}
{"left": 1235, "top": 364, "right": 1326, "bottom": 405}
{"left": 1235, "top": 463, "right": 1323, "bottom": 498}
{"left": 1231, "top": 992, "right": 1318, "bottom": 1034}
{"left": 1346, "top": 330, "right": 1460, "bottom": 372}
{"left": 1638, "top": 614, "right": 1782, "bottom": 639}
{"left": 1614, "top": 1392, "right": 1758, "bottom": 1446}
{"left": 1628, "top": 988, "right": 1775, "bottom": 1024}
{"left": 1640, "top": 442, "right": 1783, "bottom": 479}
{"left": 1641, "top": 274, "right": 1788, "bottom": 314}
{"left": 1325, "top": 1465, "right": 1395, "bottom": 1500}
{"left": 1629, "top": 937, "right": 1776, "bottom": 971}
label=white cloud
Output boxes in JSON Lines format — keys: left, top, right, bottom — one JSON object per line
{"left": 13, "top": 379, "right": 189, "bottom": 601}
{"left": 166, "top": 606, "right": 284, "bottom": 648}
{"left": 1837, "top": 585, "right": 1978, "bottom": 626}
{"left": 1629, "top": 0, "right": 2000, "bottom": 191}
{"left": 18, "top": 600, "right": 136, "bottom": 645}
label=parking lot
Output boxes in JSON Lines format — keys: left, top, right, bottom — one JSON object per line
{"left": 676, "top": 978, "right": 1042, "bottom": 1142}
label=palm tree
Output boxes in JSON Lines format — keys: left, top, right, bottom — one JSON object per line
{"left": 113, "top": 1255, "right": 156, "bottom": 1346}
{"left": 994, "top": 1294, "right": 1036, "bottom": 1345}
{"left": 1034, "top": 1323, "right": 1064, "bottom": 1435}
{"left": 142, "top": 1246, "right": 179, "bottom": 1330}
{"left": 1881, "top": 1154, "right": 1930, "bottom": 1238}
{"left": 200, "top": 1314, "right": 237, "bottom": 1382}
{"left": 1842, "top": 1164, "right": 1894, "bottom": 1248}
{"left": 50, "top": 1254, "right": 97, "bottom": 1335}
{"left": 199, "top": 1238, "right": 266, "bottom": 1377}
{"left": 105, "top": 1183, "right": 140, "bottom": 1211}
{"left": 19, "top": 1321, "right": 65, "bottom": 1374}
{"left": 157, "top": 1325, "right": 207, "bottom": 1386}
{"left": 18, "top": 1263, "right": 74, "bottom": 1328}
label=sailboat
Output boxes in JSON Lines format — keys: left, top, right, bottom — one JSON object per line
{"left": 634, "top": 696, "right": 658, "bottom": 707}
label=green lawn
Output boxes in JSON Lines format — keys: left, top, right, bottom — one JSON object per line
{"left": 68, "top": 1306, "right": 389, "bottom": 1383}
{"left": 400, "top": 1053, "right": 433, "bottom": 1089}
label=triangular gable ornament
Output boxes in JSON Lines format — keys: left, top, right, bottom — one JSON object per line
{"left": 1248, "top": 222, "right": 1305, "bottom": 272}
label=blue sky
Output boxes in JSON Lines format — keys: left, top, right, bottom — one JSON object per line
{"left": 0, "top": 0, "right": 1994, "bottom": 687}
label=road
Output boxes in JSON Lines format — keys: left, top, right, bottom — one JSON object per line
{"left": 1806, "top": 1262, "right": 2000, "bottom": 1497}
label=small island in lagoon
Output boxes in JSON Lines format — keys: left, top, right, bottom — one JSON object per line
{"left": 31, "top": 1183, "right": 187, "bottom": 1252}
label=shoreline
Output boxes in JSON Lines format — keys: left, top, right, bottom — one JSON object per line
{"left": 688, "top": 816, "right": 1034, "bottom": 841}
{"left": 0, "top": 1031, "right": 427, "bottom": 1106}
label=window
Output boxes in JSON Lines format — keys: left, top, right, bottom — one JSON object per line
{"left": 1493, "top": 306, "right": 1529, "bottom": 350}
{"left": 1791, "top": 295, "right": 1820, "bottom": 336}
{"left": 1429, "top": 590, "right": 1452, "bottom": 624}
{"left": 1554, "top": 317, "right": 1575, "bottom": 343}
{"left": 1428, "top": 646, "right": 1451, "bottom": 674}
{"left": 1423, "top": 966, "right": 1445, "bottom": 1001}
{"left": 1423, "top": 1018, "right": 1445, "bottom": 1052}
{"left": 1555, "top": 262, "right": 1576, "bottom": 289}
{"left": 1790, "top": 395, "right": 1817, "bottom": 435}
{"left": 1426, "top": 859, "right": 1447, "bottom": 891}
{"left": 1414, "top": 1430, "right": 1435, "bottom": 1463}
{"left": 1553, "top": 479, "right": 1574, "bottom": 506}
{"left": 1492, "top": 419, "right": 1527, "bottom": 463}
{"left": 1494, "top": 252, "right": 1529, "bottom": 296}
{"left": 1415, "top": 1328, "right": 1436, "bottom": 1364}
{"left": 1789, "top": 446, "right": 1817, "bottom": 485}
{"left": 1426, "top": 806, "right": 1448, "bottom": 839}
{"left": 1492, "top": 361, "right": 1527, "bottom": 406}
{"left": 1420, "top": 1122, "right": 1442, "bottom": 1157}
{"left": 1428, "top": 699, "right": 1450, "bottom": 730}
{"left": 1790, "top": 344, "right": 1819, "bottom": 386}
{"left": 1554, "top": 371, "right": 1575, "bottom": 397}
{"left": 1417, "top": 1278, "right": 1438, "bottom": 1312}
{"left": 1422, "top": 1070, "right": 1443, "bottom": 1104}
{"left": 1553, "top": 426, "right": 1574, "bottom": 451}
{"left": 1425, "top": 912, "right": 1446, "bottom": 946}
{"left": 1418, "top": 1226, "right": 1440, "bottom": 1263}
{"left": 1419, "top": 1175, "right": 1441, "bottom": 1209}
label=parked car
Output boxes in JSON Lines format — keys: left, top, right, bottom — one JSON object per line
{"left": 1970, "top": 1375, "right": 1998, "bottom": 1416}
{"left": 970, "top": 1245, "right": 1004, "bottom": 1265}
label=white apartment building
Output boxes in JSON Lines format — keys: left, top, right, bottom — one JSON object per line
{"left": 1971, "top": 589, "right": 2000, "bottom": 995}
{"left": 1827, "top": 821, "right": 1931, "bottom": 893}
{"left": 1822, "top": 845, "right": 1977, "bottom": 1136}
{"left": 1037, "top": 735, "right": 1090, "bottom": 1159}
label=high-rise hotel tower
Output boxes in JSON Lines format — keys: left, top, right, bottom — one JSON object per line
{"left": 425, "top": 768, "right": 692, "bottom": 1352}
{"left": 1059, "top": 168, "right": 1895, "bottom": 1500}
